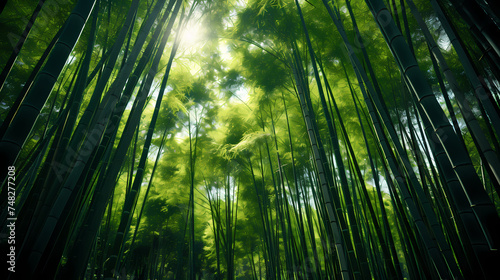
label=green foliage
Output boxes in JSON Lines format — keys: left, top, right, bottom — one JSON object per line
{"left": 1, "top": 0, "right": 500, "bottom": 279}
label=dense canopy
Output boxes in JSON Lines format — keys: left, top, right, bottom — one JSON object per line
{"left": 1, "top": 0, "right": 500, "bottom": 279}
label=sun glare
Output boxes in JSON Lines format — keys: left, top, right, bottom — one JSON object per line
{"left": 180, "top": 21, "right": 204, "bottom": 46}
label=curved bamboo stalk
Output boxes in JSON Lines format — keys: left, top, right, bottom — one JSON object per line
{"left": 430, "top": 0, "right": 500, "bottom": 148}
{"left": 364, "top": 0, "right": 500, "bottom": 277}
{"left": 24, "top": 0, "right": 169, "bottom": 277}
{"left": 105, "top": 1, "right": 182, "bottom": 276}
{"left": 294, "top": 1, "right": 369, "bottom": 278}
{"left": 0, "top": 20, "right": 61, "bottom": 141}
{"left": 10, "top": 8, "right": 99, "bottom": 276}
{"left": 65, "top": 0, "right": 140, "bottom": 156}
{"left": 447, "top": 0, "right": 500, "bottom": 58}
{"left": 414, "top": 90, "right": 499, "bottom": 279}
{"left": 289, "top": 44, "right": 352, "bottom": 280}
{"left": 329, "top": 60, "right": 401, "bottom": 280}
{"left": 0, "top": 0, "right": 97, "bottom": 184}
{"left": 63, "top": 4, "right": 178, "bottom": 279}
{"left": 406, "top": 0, "right": 500, "bottom": 190}
{"left": 346, "top": 71, "right": 403, "bottom": 280}
{"left": 322, "top": 1, "right": 460, "bottom": 277}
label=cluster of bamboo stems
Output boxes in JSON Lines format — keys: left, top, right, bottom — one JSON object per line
{"left": 0, "top": 0, "right": 499, "bottom": 279}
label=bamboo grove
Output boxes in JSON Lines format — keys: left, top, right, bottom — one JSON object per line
{"left": 0, "top": 0, "right": 499, "bottom": 279}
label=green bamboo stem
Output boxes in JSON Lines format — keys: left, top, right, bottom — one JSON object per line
{"left": 295, "top": 2, "right": 371, "bottom": 278}
{"left": 448, "top": 0, "right": 500, "bottom": 58}
{"left": 339, "top": 61, "right": 402, "bottom": 280}
{"left": 0, "top": 23, "right": 62, "bottom": 141}
{"left": 66, "top": 0, "right": 140, "bottom": 155}
{"left": 365, "top": 0, "right": 500, "bottom": 267}
{"left": 407, "top": 0, "right": 500, "bottom": 190}
{"left": 414, "top": 90, "right": 499, "bottom": 278}
{"left": 289, "top": 42, "right": 351, "bottom": 279}
{"left": 28, "top": 1, "right": 170, "bottom": 277}
{"left": 430, "top": 0, "right": 500, "bottom": 147}
{"left": 106, "top": 1, "right": 182, "bottom": 276}
{"left": 11, "top": 8, "right": 99, "bottom": 273}
{"left": 322, "top": 1, "right": 458, "bottom": 277}
{"left": 0, "top": 0, "right": 97, "bottom": 185}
